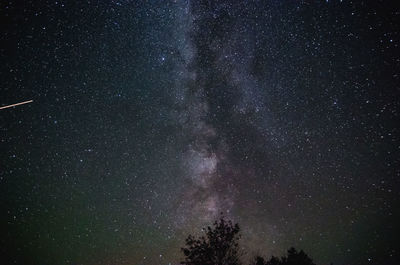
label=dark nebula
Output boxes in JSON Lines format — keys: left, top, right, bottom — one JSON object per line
{"left": 0, "top": 1, "right": 399, "bottom": 265}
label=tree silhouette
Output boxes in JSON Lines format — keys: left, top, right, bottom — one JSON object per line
{"left": 250, "top": 256, "right": 267, "bottom": 265}
{"left": 181, "top": 217, "right": 242, "bottom": 265}
{"left": 252, "top": 247, "right": 316, "bottom": 265}
{"left": 180, "top": 217, "right": 319, "bottom": 265}
{"left": 284, "top": 247, "right": 315, "bottom": 265}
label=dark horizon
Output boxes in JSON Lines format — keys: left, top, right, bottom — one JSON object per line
{"left": 1, "top": 1, "right": 399, "bottom": 265}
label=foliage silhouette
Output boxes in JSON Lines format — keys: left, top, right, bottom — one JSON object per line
{"left": 265, "top": 256, "right": 281, "bottom": 265}
{"left": 180, "top": 217, "right": 242, "bottom": 265}
{"left": 180, "top": 217, "right": 318, "bottom": 265}
{"left": 249, "top": 256, "right": 267, "bottom": 265}
{"left": 284, "top": 247, "right": 315, "bottom": 265}
{"left": 252, "top": 247, "right": 316, "bottom": 265}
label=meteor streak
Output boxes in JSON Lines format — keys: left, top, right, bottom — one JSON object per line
{"left": 0, "top": 100, "right": 33, "bottom": 110}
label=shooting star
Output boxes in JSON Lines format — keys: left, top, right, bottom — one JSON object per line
{"left": 0, "top": 100, "right": 33, "bottom": 110}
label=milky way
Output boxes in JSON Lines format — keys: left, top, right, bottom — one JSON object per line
{"left": 1, "top": 1, "right": 399, "bottom": 265}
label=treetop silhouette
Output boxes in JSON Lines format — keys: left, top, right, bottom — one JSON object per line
{"left": 181, "top": 217, "right": 242, "bottom": 265}
{"left": 181, "top": 216, "right": 318, "bottom": 265}
{"left": 251, "top": 247, "right": 316, "bottom": 265}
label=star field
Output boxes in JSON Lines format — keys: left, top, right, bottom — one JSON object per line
{"left": 0, "top": 1, "right": 399, "bottom": 265}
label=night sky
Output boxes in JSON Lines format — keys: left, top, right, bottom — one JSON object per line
{"left": 1, "top": 1, "right": 399, "bottom": 265}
